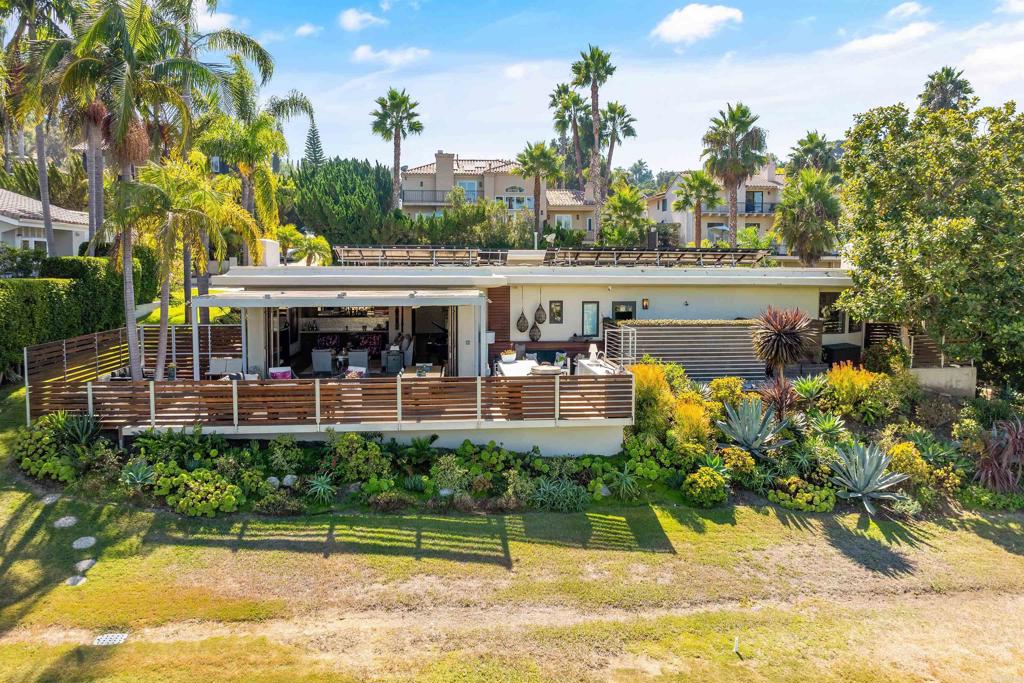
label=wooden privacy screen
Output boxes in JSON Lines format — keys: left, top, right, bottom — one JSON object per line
{"left": 32, "top": 375, "right": 634, "bottom": 430}
{"left": 140, "top": 325, "right": 242, "bottom": 378}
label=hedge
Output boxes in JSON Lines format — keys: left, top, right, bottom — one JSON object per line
{"left": 0, "top": 278, "right": 79, "bottom": 377}
{"left": 615, "top": 319, "right": 756, "bottom": 328}
{"left": 39, "top": 257, "right": 128, "bottom": 332}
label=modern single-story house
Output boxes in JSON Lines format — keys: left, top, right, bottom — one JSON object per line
{"left": 0, "top": 189, "right": 89, "bottom": 256}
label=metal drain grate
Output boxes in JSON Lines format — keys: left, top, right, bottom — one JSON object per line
{"left": 93, "top": 633, "right": 128, "bottom": 646}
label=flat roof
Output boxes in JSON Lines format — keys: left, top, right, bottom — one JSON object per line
{"left": 193, "top": 288, "right": 487, "bottom": 308}
{"left": 212, "top": 266, "right": 853, "bottom": 289}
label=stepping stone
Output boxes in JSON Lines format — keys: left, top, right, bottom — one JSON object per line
{"left": 72, "top": 536, "right": 96, "bottom": 550}
{"left": 40, "top": 493, "right": 61, "bottom": 505}
{"left": 74, "top": 559, "right": 96, "bottom": 573}
{"left": 93, "top": 633, "right": 128, "bottom": 646}
{"left": 66, "top": 575, "right": 87, "bottom": 587}
{"left": 53, "top": 515, "right": 78, "bottom": 529}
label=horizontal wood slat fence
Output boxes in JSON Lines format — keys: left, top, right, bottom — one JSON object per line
{"left": 28, "top": 375, "right": 634, "bottom": 431}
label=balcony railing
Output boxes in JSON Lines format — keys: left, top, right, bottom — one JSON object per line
{"left": 401, "top": 189, "right": 481, "bottom": 204}
{"left": 706, "top": 202, "right": 779, "bottom": 214}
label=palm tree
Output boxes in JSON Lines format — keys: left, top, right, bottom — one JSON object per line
{"left": 571, "top": 45, "right": 615, "bottom": 233}
{"left": 513, "top": 141, "right": 562, "bottom": 249}
{"left": 773, "top": 167, "right": 839, "bottom": 266}
{"left": 788, "top": 130, "right": 839, "bottom": 175}
{"left": 701, "top": 102, "right": 767, "bottom": 247}
{"left": 751, "top": 306, "right": 815, "bottom": 379}
{"left": 73, "top": 0, "right": 208, "bottom": 379}
{"left": 292, "top": 233, "right": 331, "bottom": 266}
{"left": 138, "top": 152, "right": 258, "bottom": 378}
{"left": 370, "top": 87, "right": 422, "bottom": 210}
{"left": 671, "top": 170, "right": 720, "bottom": 247}
{"left": 919, "top": 66, "right": 974, "bottom": 111}
{"left": 276, "top": 223, "right": 302, "bottom": 265}
{"left": 3, "top": 0, "right": 75, "bottom": 256}
{"left": 601, "top": 179, "right": 648, "bottom": 247}
{"left": 602, "top": 101, "right": 635, "bottom": 197}
{"left": 550, "top": 84, "right": 586, "bottom": 189}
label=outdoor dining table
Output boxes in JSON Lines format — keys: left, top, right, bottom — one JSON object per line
{"left": 494, "top": 359, "right": 539, "bottom": 377}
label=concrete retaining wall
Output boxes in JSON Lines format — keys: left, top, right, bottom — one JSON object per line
{"left": 910, "top": 366, "right": 977, "bottom": 398}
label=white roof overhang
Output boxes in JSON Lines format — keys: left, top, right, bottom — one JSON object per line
{"left": 192, "top": 288, "right": 486, "bottom": 309}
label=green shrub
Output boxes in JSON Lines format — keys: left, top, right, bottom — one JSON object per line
{"left": 529, "top": 477, "right": 589, "bottom": 512}
{"left": 888, "top": 496, "right": 922, "bottom": 518}
{"left": 497, "top": 469, "right": 536, "bottom": 510}
{"left": 607, "top": 462, "right": 641, "bottom": 501}
{"left": 681, "top": 466, "right": 728, "bottom": 508}
{"left": 430, "top": 454, "right": 470, "bottom": 493}
{"left": 369, "top": 490, "right": 415, "bottom": 512}
{"left": 958, "top": 484, "right": 1024, "bottom": 511}
{"left": 266, "top": 435, "right": 306, "bottom": 475}
{"left": 862, "top": 338, "right": 911, "bottom": 373}
{"left": 768, "top": 476, "right": 836, "bottom": 512}
{"left": 360, "top": 475, "right": 395, "bottom": 498}
{"left": 253, "top": 489, "right": 306, "bottom": 515}
{"left": 14, "top": 424, "right": 76, "bottom": 483}
{"left": 163, "top": 468, "right": 244, "bottom": 517}
{"left": 120, "top": 459, "right": 155, "bottom": 491}
{"left": 323, "top": 432, "right": 391, "bottom": 483}
{"left": 663, "top": 437, "right": 707, "bottom": 474}
{"left": 0, "top": 278, "right": 77, "bottom": 377}
{"left": 708, "top": 376, "right": 745, "bottom": 407}
{"left": 915, "top": 396, "right": 960, "bottom": 429}
{"left": 39, "top": 256, "right": 126, "bottom": 331}
{"left": 306, "top": 473, "right": 336, "bottom": 504}
{"left": 887, "top": 442, "right": 931, "bottom": 486}
{"left": 722, "top": 447, "right": 755, "bottom": 477}
{"left": 630, "top": 364, "right": 674, "bottom": 436}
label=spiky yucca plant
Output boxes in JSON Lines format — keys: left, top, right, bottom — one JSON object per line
{"left": 830, "top": 442, "right": 908, "bottom": 515}
{"left": 758, "top": 376, "right": 797, "bottom": 418}
{"left": 752, "top": 307, "right": 816, "bottom": 379}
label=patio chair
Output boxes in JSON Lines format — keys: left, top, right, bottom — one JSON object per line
{"left": 348, "top": 350, "right": 369, "bottom": 370}
{"left": 311, "top": 349, "right": 334, "bottom": 377}
{"left": 268, "top": 366, "right": 294, "bottom": 379}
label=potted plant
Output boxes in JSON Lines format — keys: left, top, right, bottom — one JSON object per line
{"left": 166, "top": 363, "right": 177, "bottom": 380}
{"left": 500, "top": 347, "right": 517, "bottom": 364}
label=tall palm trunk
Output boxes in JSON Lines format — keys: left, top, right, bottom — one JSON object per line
{"left": 120, "top": 162, "right": 143, "bottom": 380}
{"left": 533, "top": 174, "right": 542, "bottom": 249}
{"left": 391, "top": 128, "right": 401, "bottom": 210}
{"left": 604, "top": 135, "right": 617, "bottom": 201}
{"left": 85, "top": 120, "right": 101, "bottom": 253}
{"left": 197, "top": 230, "right": 210, "bottom": 324}
{"left": 240, "top": 176, "right": 254, "bottom": 265}
{"left": 3, "top": 121, "right": 12, "bottom": 172}
{"left": 17, "top": 128, "right": 24, "bottom": 159}
{"left": 570, "top": 118, "right": 584, "bottom": 189}
{"left": 728, "top": 185, "right": 738, "bottom": 247}
{"left": 694, "top": 202, "right": 703, "bottom": 248}
{"left": 589, "top": 81, "right": 601, "bottom": 233}
{"left": 182, "top": 242, "right": 192, "bottom": 323}
{"left": 155, "top": 271, "right": 170, "bottom": 380}
{"left": 27, "top": 24, "right": 55, "bottom": 255}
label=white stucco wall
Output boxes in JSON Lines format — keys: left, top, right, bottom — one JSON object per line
{"left": 507, "top": 283, "right": 822, "bottom": 342}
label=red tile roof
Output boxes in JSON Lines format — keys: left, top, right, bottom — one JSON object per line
{"left": 0, "top": 189, "right": 88, "bottom": 226}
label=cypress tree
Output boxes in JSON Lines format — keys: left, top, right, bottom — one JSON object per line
{"left": 303, "top": 121, "right": 325, "bottom": 167}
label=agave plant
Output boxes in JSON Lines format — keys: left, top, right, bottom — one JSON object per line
{"left": 60, "top": 413, "right": 101, "bottom": 446}
{"left": 829, "top": 442, "right": 908, "bottom": 515}
{"left": 607, "top": 462, "right": 641, "bottom": 501}
{"left": 701, "top": 452, "right": 730, "bottom": 479}
{"left": 120, "top": 460, "right": 156, "bottom": 490}
{"left": 689, "top": 381, "right": 713, "bottom": 401}
{"left": 306, "top": 473, "right": 338, "bottom": 504}
{"left": 758, "top": 377, "right": 797, "bottom": 418}
{"left": 716, "top": 397, "right": 791, "bottom": 459}
{"left": 792, "top": 374, "right": 828, "bottom": 404}
{"left": 808, "top": 411, "right": 847, "bottom": 442}
{"left": 751, "top": 307, "right": 817, "bottom": 378}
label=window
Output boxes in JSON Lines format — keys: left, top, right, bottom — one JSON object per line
{"left": 586, "top": 217, "right": 593, "bottom": 232}
{"left": 554, "top": 214, "right": 572, "bottom": 230}
{"left": 582, "top": 301, "right": 599, "bottom": 337}
{"left": 19, "top": 238, "right": 47, "bottom": 254}
{"left": 457, "top": 180, "right": 478, "bottom": 201}
{"left": 612, "top": 301, "right": 636, "bottom": 321}
{"left": 745, "top": 190, "right": 764, "bottom": 212}
{"left": 549, "top": 300, "right": 563, "bottom": 324}
{"left": 745, "top": 223, "right": 760, "bottom": 230}
{"left": 848, "top": 317, "right": 863, "bottom": 333}
{"left": 819, "top": 292, "right": 846, "bottom": 334}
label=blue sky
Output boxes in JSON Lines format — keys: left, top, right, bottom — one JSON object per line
{"left": 204, "top": 0, "right": 1024, "bottom": 172}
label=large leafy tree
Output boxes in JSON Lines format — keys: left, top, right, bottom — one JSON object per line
{"left": 294, "top": 157, "right": 394, "bottom": 244}
{"left": 918, "top": 66, "right": 974, "bottom": 112}
{"left": 370, "top": 87, "right": 422, "bottom": 210}
{"left": 773, "top": 167, "right": 839, "bottom": 266}
{"left": 839, "top": 101, "right": 1024, "bottom": 382}
{"left": 602, "top": 100, "right": 635, "bottom": 197}
{"left": 788, "top": 130, "right": 840, "bottom": 175}
{"left": 513, "top": 140, "right": 562, "bottom": 246}
{"left": 671, "top": 170, "right": 720, "bottom": 247}
{"left": 571, "top": 45, "right": 615, "bottom": 233}
{"left": 626, "top": 159, "right": 654, "bottom": 191}
{"left": 701, "top": 102, "right": 767, "bottom": 247}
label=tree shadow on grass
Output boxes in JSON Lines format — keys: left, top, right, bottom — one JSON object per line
{"left": 934, "top": 510, "right": 1024, "bottom": 558}
{"left": 7, "top": 641, "right": 119, "bottom": 683}
{"left": 658, "top": 502, "right": 737, "bottom": 535}
{"left": 820, "top": 513, "right": 933, "bottom": 578}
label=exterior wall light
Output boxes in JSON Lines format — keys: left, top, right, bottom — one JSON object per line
{"left": 642, "top": 298, "right": 650, "bottom": 310}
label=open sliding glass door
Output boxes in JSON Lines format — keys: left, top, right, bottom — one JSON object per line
{"left": 447, "top": 305, "right": 459, "bottom": 376}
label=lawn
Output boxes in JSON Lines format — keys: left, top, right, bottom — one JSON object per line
{"left": 1, "top": 384, "right": 1023, "bottom": 681}
{"left": 139, "top": 288, "right": 232, "bottom": 325}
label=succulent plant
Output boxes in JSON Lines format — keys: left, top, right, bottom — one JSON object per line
{"left": 716, "top": 397, "right": 791, "bottom": 459}
{"left": 829, "top": 442, "right": 908, "bottom": 515}
{"left": 808, "top": 410, "right": 847, "bottom": 441}
{"left": 792, "top": 374, "right": 828, "bottom": 403}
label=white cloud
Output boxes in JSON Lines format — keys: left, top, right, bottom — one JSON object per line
{"left": 258, "top": 30, "right": 286, "bottom": 45}
{"left": 339, "top": 8, "right": 388, "bottom": 31}
{"left": 294, "top": 23, "right": 322, "bottom": 37}
{"left": 195, "top": 0, "right": 237, "bottom": 31}
{"left": 379, "top": 0, "right": 392, "bottom": 10}
{"left": 504, "top": 63, "right": 545, "bottom": 80}
{"left": 650, "top": 4, "right": 743, "bottom": 45}
{"left": 351, "top": 44, "right": 430, "bottom": 67}
{"left": 836, "top": 21, "right": 936, "bottom": 53}
{"left": 964, "top": 40, "right": 1024, "bottom": 84}
{"left": 886, "top": 2, "right": 929, "bottom": 21}
{"left": 997, "top": 0, "right": 1024, "bottom": 13}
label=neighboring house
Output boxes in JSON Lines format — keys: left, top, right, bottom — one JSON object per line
{"left": 0, "top": 189, "right": 89, "bottom": 256}
{"left": 646, "top": 161, "right": 785, "bottom": 245}
{"left": 400, "top": 150, "right": 597, "bottom": 242}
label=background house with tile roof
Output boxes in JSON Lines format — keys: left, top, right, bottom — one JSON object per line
{"left": 0, "top": 189, "right": 89, "bottom": 256}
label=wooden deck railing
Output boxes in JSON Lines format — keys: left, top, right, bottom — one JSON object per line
{"left": 28, "top": 375, "right": 634, "bottom": 431}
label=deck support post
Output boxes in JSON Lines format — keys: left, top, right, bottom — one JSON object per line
{"left": 232, "top": 380, "right": 238, "bottom": 428}
{"left": 396, "top": 376, "right": 403, "bottom": 424}
{"left": 191, "top": 309, "right": 200, "bottom": 380}
{"left": 476, "top": 377, "right": 482, "bottom": 422}
{"left": 23, "top": 347, "right": 30, "bottom": 426}
{"left": 314, "top": 379, "right": 321, "bottom": 428}
{"left": 148, "top": 381, "right": 156, "bottom": 428}
{"left": 554, "top": 375, "right": 560, "bottom": 421}
{"left": 87, "top": 382, "right": 94, "bottom": 416}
